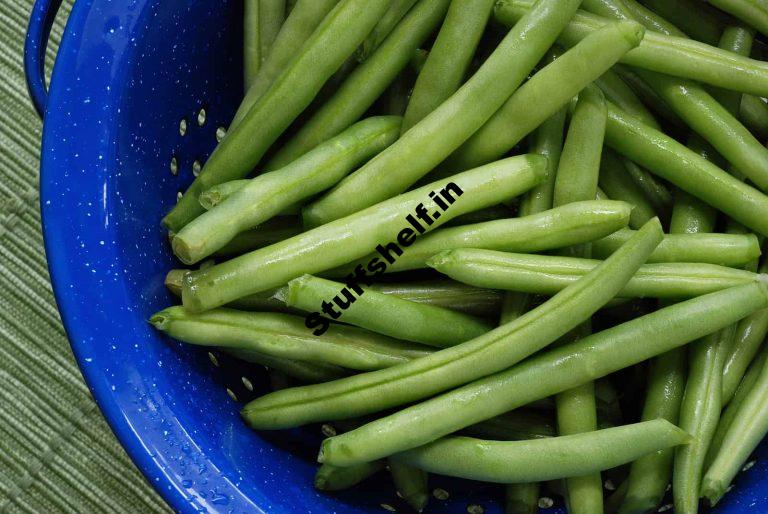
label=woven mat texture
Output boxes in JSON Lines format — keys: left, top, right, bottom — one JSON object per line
{"left": 0, "top": 1, "right": 168, "bottom": 512}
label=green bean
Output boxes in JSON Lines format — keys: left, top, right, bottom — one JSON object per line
{"left": 706, "top": 344, "right": 768, "bottom": 470}
{"left": 214, "top": 217, "right": 303, "bottom": 257}
{"left": 314, "top": 461, "right": 384, "bottom": 491}
{"left": 594, "top": 69, "right": 661, "bottom": 130}
{"left": 319, "top": 281, "right": 768, "bottom": 466}
{"left": 722, "top": 261, "right": 768, "bottom": 403}
{"left": 172, "top": 116, "right": 401, "bottom": 264}
{"left": 593, "top": 228, "right": 760, "bottom": 265}
{"left": 673, "top": 324, "right": 735, "bottom": 514}
{"left": 265, "top": 0, "right": 450, "bottom": 170}
{"left": 636, "top": 70, "right": 768, "bottom": 192}
{"left": 162, "top": 0, "right": 391, "bottom": 232}
{"left": 620, "top": 158, "right": 672, "bottom": 219}
{"left": 709, "top": 0, "right": 768, "bottom": 37}
{"left": 369, "top": 281, "right": 503, "bottom": 318}
{"left": 712, "top": 26, "right": 755, "bottom": 115}
{"left": 428, "top": 249, "right": 759, "bottom": 299}
{"left": 613, "top": 65, "right": 688, "bottom": 130}
{"left": 740, "top": 94, "right": 768, "bottom": 140}
{"left": 281, "top": 275, "right": 492, "bottom": 348}
{"left": 462, "top": 410, "right": 556, "bottom": 441}
{"left": 618, "top": 348, "right": 686, "bottom": 514}
{"left": 390, "top": 421, "right": 690, "bottom": 484}
{"left": 553, "top": 87, "right": 606, "bottom": 211}
{"left": 495, "top": 1, "right": 768, "bottom": 96}
{"left": 328, "top": 200, "right": 631, "bottom": 275}
{"left": 618, "top": 0, "right": 688, "bottom": 37}
{"left": 401, "top": 0, "right": 496, "bottom": 133}
{"left": 446, "top": 21, "right": 644, "bottom": 173}
{"left": 198, "top": 180, "right": 251, "bottom": 211}
{"left": 505, "top": 483, "right": 540, "bottom": 514}
{"left": 228, "top": 348, "right": 347, "bottom": 383}
{"left": 233, "top": 0, "right": 341, "bottom": 127}
{"left": 358, "top": 0, "right": 419, "bottom": 61}
{"left": 299, "top": 0, "right": 584, "bottom": 226}
{"left": 183, "top": 155, "right": 544, "bottom": 312}
{"left": 241, "top": 219, "right": 663, "bottom": 431}
{"left": 519, "top": 109, "right": 568, "bottom": 217}
{"left": 701, "top": 352, "right": 768, "bottom": 505}
{"left": 150, "top": 307, "right": 431, "bottom": 371}
{"left": 598, "top": 150, "right": 657, "bottom": 229}
{"left": 259, "top": 0, "right": 286, "bottom": 67}
{"left": 602, "top": 101, "right": 768, "bottom": 236}
{"left": 388, "top": 460, "right": 429, "bottom": 512}
{"left": 637, "top": 0, "right": 726, "bottom": 45}
{"left": 244, "top": 0, "right": 261, "bottom": 89}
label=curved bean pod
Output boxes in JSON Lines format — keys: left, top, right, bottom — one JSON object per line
{"left": 162, "top": 0, "right": 390, "bottom": 232}
{"left": 265, "top": 0, "right": 450, "bottom": 169}
{"left": 593, "top": 228, "right": 760, "bottom": 266}
{"left": 150, "top": 307, "right": 432, "bottom": 371}
{"left": 391, "top": 421, "right": 690, "bottom": 484}
{"left": 241, "top": 219, "right": 663, "bottom": 430}
{"left": 300, "top": 0, "right": 584, "bottom": 226}
{"left": 182, "top": 155, "right": 545, "bottom": 312}
{"left": 281, "top": 275, "right": 492, "bottom": 348}
{"left": 172, "top": 116, "right": 401, "bottom": 264}
{"left": 429, "top": 249, "right": 759, "bottom": 299}
{"left": 319, "top": 282, "right": 768, "bottom": 466}
{"left": 328, "top": 200, "right": 631, "bottom": 275}
{"left": 446, "top": 21, "right": 644, "bottom": 173}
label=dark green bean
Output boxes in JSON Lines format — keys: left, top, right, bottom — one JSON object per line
{"left": 244, "top": 0, "right": 261, "bottom": 89}
{"left": 505, "top": 483, "right": 540, "bottom": 514}
{"left": 518, "top": 109, "right": 567, "bottom": 217}
{"left": 314, "top": 461, "right": 385, "bottom": 491}
{"left": 594, "top": 69, "right": 661, "bottom": 130}
{"left": 620, "top": 158, "right": 672, "bottom": 219}
{"left": 740, "top": 94, "right": 768, "bottom": 140}
{"left": 708, "top": 0, "right": 768, "bottom": 37}
{"left": 599, "top": 149, "right": 657, "bottom": 229}
{"left": 637, "top": 0, "right": 726, "bottom": 45}
{"left": 388, "top": 460, "right": 429, "bottom": 512}
{"left": 358, "top": 0, "right": 419, "bottom": 60}
{"left": 228, "top": 348, "right": 347, "bottom": 383}
{"left": 214, "top": 217, "right": 303, "bottom": 257}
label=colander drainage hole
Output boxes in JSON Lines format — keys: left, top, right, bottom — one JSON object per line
{"left": 170, "top": 156, "right": 179, "bottom": 176}
{"left": 192, "top": 160, "right": 202, "bottom": 177}
{"left": 216, "top": 126, "right": 227, "bottom": 142}
{"left": 179, "top": 118, "right": 188, "bottom": 136}
{"left": 198, "top": 107, "right": 207, "bottom": 127}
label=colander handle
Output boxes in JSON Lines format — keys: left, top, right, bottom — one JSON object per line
{"left": 24, "top": 0, "right": 64, "bottom": 118}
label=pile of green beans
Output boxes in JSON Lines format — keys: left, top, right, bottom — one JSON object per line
{"left": 152, "top": 2, "right": 768, "bottom": 511}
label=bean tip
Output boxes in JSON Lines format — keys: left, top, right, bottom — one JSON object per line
{"left": 700, "top": 478, "right": 726, "bottom": 507}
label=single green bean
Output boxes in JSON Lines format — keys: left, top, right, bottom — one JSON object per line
{"left": 328, "top": 200, "right": 631, "bottom": 275}
{"left": 637, "top": 0, "right": 726, "bottom": 45}
{"left": 369, "top": 281, "right": 503, "bottom": 318}
{"left": 258, "top": 0, "right": 286, "bottom": 67}
{"left": 712, "top": 26, "right": 755, "bottom": 115}
{"left": 428, "top": 249, "right": 759, "bottom": 298}
{"left": 635, "top": 70, "right": 768, "bottom": 192}
{"left": 594, "top": 69, "right": 661, "bottom": 130}
{"left": 706, "top": 343, "right": 768, "bottom": 470}
{"left": 162, "top": 0, "right": 390, "bottom": 232}
{"left": 400, "top": 0, "right": 496, "bottom": 132}
{"left": 172, "top": 116, "right": 401, "bottom": 264}
{"left": 599, "top": 149, "right": 657, "bottom": 229}
{"left": 740, "top": 94, "right": 768, "bottom": 140}
{"left": 722, "top": 262, "right": 768, "bottom": 403}
{"left": 319, "top": 281, "right": 768, "bottom": 466}
{"left": 708, "top": 0, "right": 768, "bottom": 37}
{"left": 150, "top": 307, "right": 432, "bottom": 371}
{"left": 183, "top": 155, "right": 545, "bottom": 312}
{"left": 314, "top": 461, "right": 384, "bottom": 491}
{"left": 593, "top": 228, "right": 760, "bottom": 265}
{"left": 673, "top": 325, "right": 735, "bottom": 514}
{"left": 164, "top": 270, "right": 292, "bottom": 312}
{"left": 265, "top": 0, "right": 450, "bottom": 170}
{"left": 553, "top": 86, "right": 606, "bottom": 210}
{"left": 619, "top": 347, "right": 686, "bottom": 514}
{"left": 445, "top": 21, "right": 644, "bottom": 173}
{"left": 701, "top": 352, "right": 768, "bottom": 505}
{"left": 620, "top": 158, "right": 672, "bottom": 219}
{"left": 494, "top": 2, "right": 768, "bottom": 96}
{"left": 603, "top": 101, "right": 768, "bottom": 236}
{"left": 299, "top": 0, "right": 584, "bottom": 226}
{"left": 388, "top": 460, "right": 429, "bottom": 512}
{"left": 505, "top": 483, "right": 540, "bottom": 514}
{"left": 214, "top": 217, "right": 303, "bottom": 257}
{"left": 232, "top": 0, "right": 341, "bottom": 127}
{"left": 281, "top": 275, "right": 492, "bottom": 347}
{"left": 228, "top": 348, "right": 347, "bottom": 383}
{"left": 358, "top": 0, "right": 419, "bottom": 61}
{"left": 244, "top": 0, "right": 261, "bottom": 90}
{"left": 518, "top": 109, "right": 568, "bottom": 217}
{"left": 390, "top": 421, "right": 690, "bottom": 484}
{"left": 241, "top": 219, "right": 663, "bottom": 430}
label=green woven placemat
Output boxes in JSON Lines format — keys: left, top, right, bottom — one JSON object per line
{"left": 0, "top": 2, "right": 167, "bottom": 512}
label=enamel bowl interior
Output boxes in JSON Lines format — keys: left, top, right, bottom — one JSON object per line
{"left": 39, "top": 0, "right": 768, "bottom": 512}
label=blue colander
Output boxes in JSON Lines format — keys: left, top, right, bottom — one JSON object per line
{"left": 23, "top": 0, "right": 768, "bottom": 512}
